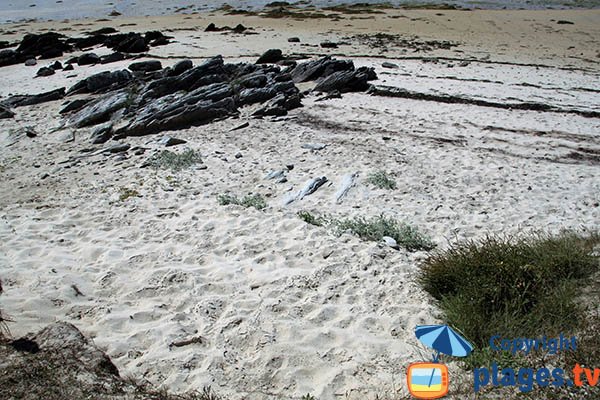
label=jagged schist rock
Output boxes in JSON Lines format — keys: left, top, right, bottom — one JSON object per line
{"left": 290, "top": 56, "right": 354, "bottom": 83}
{"left": 313, "top": 67, "right": 377, "bottom": 93}
{"left": 69, "top": 90, "right": 130, "bottom": 128}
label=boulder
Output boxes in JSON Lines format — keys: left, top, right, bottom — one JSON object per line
{"left": 171, "top": 59, "right": 193, "bottom": 75}
{"left": 25, "top": 58, "right": 37, "bottom": 66}
{"left": 36, "top": 66, "right": 55, "bottom": 76}
{"left": 77, "top": 52, "right": 100, "bottom": 65}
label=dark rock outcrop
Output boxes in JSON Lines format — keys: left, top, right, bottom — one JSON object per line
{"left": 0, "top": 30, "right": 171, "bottom": 68}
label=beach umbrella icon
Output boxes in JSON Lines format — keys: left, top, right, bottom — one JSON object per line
{"left": 414, "top": 324, "right": 474, "bottom": 389}
{"left": 415, "top": 324, "right": 474, "bottom": 362}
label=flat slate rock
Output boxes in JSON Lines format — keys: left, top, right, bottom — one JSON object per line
{"left": 2, "top": 87, "right": 65, "bottom": 108}
{"left": 0, "top": 105, "right": 14, "bottom": 119}
{"left": 157, "top": 135, "right": 186, "bottom": 146}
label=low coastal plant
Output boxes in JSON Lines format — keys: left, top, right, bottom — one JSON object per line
{"left": 217, "top": 194, "right": 267, "bottom": 211}
{"left": 419, "top": 231, "right": 600, "bottom": 349}
{"left": 297, "top": 211, "right": 434, "bottom": 252}
{"left": 148, "top": 149, "right": 202, "bottom": 171}
{"left": 332, "top": 214, "right": 435, "bottom": 251}
{"left": 366, "top": 170, "right": 397, "bottom": 190}
{"left": 119, "top": 187, "right": 140, "bottom": 202}
{"left": 297, "top": 211, "right": 326, "bottom": 227}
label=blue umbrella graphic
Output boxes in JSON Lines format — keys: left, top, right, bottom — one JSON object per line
{"left": 415, "top": 324, "right": 474, "bottom": 387}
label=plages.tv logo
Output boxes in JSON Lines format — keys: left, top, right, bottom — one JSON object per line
{"left": 407, "top": 324, "right": 474, "bottom": 399}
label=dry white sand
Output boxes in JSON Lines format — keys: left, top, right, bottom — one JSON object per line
{"left": 1, "top": 9, "right": 599, "bottom": 399}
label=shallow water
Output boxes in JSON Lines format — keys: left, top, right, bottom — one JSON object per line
{"left": 1, "top": 0, "right": 599, "bottom": 23}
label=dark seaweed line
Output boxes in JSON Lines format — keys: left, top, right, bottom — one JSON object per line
{"left": 368, "top": 85, "right": 600, "bottom": 119}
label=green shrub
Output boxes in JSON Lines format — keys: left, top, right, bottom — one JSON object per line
{"left": 148, "top": 149, "right": 202, "bottom": 171}
{"left": 217, "top": 194, "right": 267, "bottom": 210}
{"left": 419, "top": 231, "right": 600, "bottom": 348}
{"left": 332, "top": 214, "right": 435, "bottom": 251}
{"left": 366, "top": 170, "right": 396, "bottom": 190}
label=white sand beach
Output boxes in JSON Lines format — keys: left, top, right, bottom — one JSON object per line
{"left": 0, "top": 8, "right": 599, "bottom": 399}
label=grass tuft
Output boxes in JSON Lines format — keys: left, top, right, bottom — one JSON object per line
{"left": 419, "top": 231, "right": 600, "bottom": 348}
{"left": 366, "top": 170, "right": 397, "bottom": 190}
{"left": 148, "top": 149, "right": 202, "bottom": 171}
{"left": 217, "top": 194, "right": 267, "bottom": 211}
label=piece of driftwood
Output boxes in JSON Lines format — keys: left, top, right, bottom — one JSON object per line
{"left": 334, "top": 172, "right": 358, "bottom": 204}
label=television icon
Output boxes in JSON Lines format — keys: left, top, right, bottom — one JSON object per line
{"left": 406, "top": 362, "right": 449, "bottom": 399}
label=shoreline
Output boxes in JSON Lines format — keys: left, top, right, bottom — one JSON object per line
{"left": 1, "top": 9, "right": 599, "bottom": 72}
{"left": 2, "top": 1, "right": 600, "bottom": 24}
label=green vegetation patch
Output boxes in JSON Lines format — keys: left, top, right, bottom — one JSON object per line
{"left": 217, "top": 193, "right": 267, "bottom": 210}
{"left": 366, "top": 170, "right": 397, "bottom": 190}
{"left": 147, "top": 149, "right": 202, "bottom": 171}
{"left": 297, "top": 211, "right": 434, "bottom": 252}
{"left": 419, "top": 231, "right": 600, "bottom": 349}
